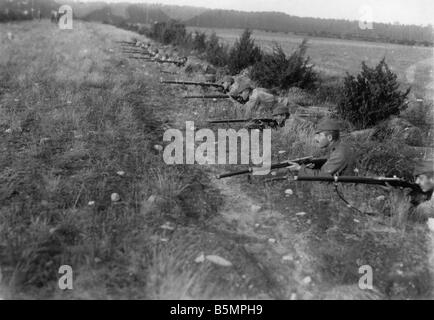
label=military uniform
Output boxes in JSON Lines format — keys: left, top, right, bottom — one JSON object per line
{"left": 299, "top": 118, "right": 356, "bottom": 176}
{"left": 412, "top": 159, "right": 434, "bottom": 221}
{"left": 244, "top": 88, "right": 278, "bottom": 118}
{"left": 218, "top": 76, "right": 235, "bottom": 93}
{"left": 318, "top": 140, "right": 355, "bottom": 176}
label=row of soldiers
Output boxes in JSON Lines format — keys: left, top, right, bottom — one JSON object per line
{"left": 120, "top": 37, "right": 433, "bottom": 223}
{"left": 122, "top": 39, "right": 314, "bottom": 129}
{"left": 121, "top": 39, "right": 188, "bottom": 67}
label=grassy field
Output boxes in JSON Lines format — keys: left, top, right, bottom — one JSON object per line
{"left": 1, "top": 20, "right": 433, "bottom": 300}
{"left": 187, "top": 27, "right": 434, "bottom": 99}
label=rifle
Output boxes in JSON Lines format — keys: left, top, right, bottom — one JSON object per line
{"left": 160, "top": 70, "right": 178, "bottom": 75}
{"left": 116, "top": 41, "right": 136, "bottom": 45}
{"left": 161, "top": 80, "right": 224, "bottom": 90}
{"left": 207, "top": 118, "right": 275, "bottom": 124}
{"left": 154, "top": 59, "right": 186, "bottom": 67}
{"left": 128, "top": 56, "right": 154, "bottom": 60}
{"left": 122, "top": 50, "right": 151, "bottom": 54}
{"left": 268, "top": 175, "right": 424, "bottom": 193}
{"left": 216, "top": 156, "right": 327, "bottom": 179}
{"left": 208, "top": 118, "right": 278, "bottom": 128}
{"left": 183, "top": 94, "right": 231, "bottom": 99}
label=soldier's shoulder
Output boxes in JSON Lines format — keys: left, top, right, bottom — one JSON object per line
{"left": 333, "top": 140, "right": 353, "bottom": 155}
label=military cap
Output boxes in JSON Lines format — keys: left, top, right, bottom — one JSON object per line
{"left": 315, "top": 118, "right": 341, "bottom": 133}
{"left": 413, "top": 159, "right": 434, "bottom": 176}
{"left": 272, "top": 105, "right": 290, "bottom": 116}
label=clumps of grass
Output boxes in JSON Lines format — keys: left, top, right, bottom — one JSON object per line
{"left": 145, "top": 232, "right": 216, "bottom": 299}
{"left": 0, "top": 24, "right": 226, "bottom": 298}
{"left": 348, "top": 137, "right": 419, "bottom": 181}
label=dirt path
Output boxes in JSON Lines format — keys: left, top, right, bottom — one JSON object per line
{"left": 206, "top": 167, "right": 320, "bottom": 299}
{"left": 107, "top": 26, "right": 431, "bottom": 300}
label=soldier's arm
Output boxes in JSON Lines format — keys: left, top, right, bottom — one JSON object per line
{"left": 243, "top": 90, "right": 259, "bottom": 118}
{"left": 319, "top": 147, "right": 349, "bottom": 176}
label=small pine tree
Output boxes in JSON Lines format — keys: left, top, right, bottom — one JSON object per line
{"left": 228, "top": 29, "right": 262, "bottom": 75}
{"left": 250, "top": 39, "right": 317, "bottom": 90}
{"left": 336, "top": 58, "right": 410, "bottom": 129}
{"left": 205, "top": 32, "right": 229, "bottom": 67}
{"left": 192, "top": 31, "right": 207, "bottom": 53}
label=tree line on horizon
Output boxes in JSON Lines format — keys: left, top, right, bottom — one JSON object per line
{"left": 0, "top": 0, "right": 432, "bottom": 47}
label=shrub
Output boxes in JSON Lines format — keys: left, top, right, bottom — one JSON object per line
{"left": 335, "top": 58, "right": 410, "bottom": 129}
{"left": 228, "top": 29, "right": 262, "bottom": 75}
{"left": 204, "top": 32, "right": 229, "bottom": 67}
{"left": 251, "top": 40, "right": 318, "bottom": 90}
{"left": 192, "top": 31, "right": 207, "bottom": 53}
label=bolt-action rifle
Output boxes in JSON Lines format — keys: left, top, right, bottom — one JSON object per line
{"left": 122, "top": 50, "right": 151, "bottom": 55}
{"left": 154, "top": 59, "right": 186, "bottom": 67}
{"left": 268, "top": 175, "right": 425, "bottom": 193}
{"left": 161, "top": 80, "right": 224, "bottom": 90}
{"left": 183, "top": 94, "right": 231, "bottom": 99}
{"left": 128, "top": 56, "right": 154, "bottom": 60}
{"left": 216, "top": 156, "right": 327, "bottom": 179}
{"left": 116, "top": 40, "right": 136, "bottom": 45}
{"left": 183, "top": 94, "right": 247, "bottom": 104}
{"left": 207, "top": 118, "right": 278, "bottom": 129}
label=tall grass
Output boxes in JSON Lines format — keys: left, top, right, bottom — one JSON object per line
{"left": 0, "top": 21, "right": 225, "bottom": 299}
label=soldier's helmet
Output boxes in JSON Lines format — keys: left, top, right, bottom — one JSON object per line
{"left": 315, "top": 118, "right": 341, "bottom": 133}
{"left": 272, "top": 105, "right": 290, "bottom": 117}
{"left": 413, "top": 159, "right": 434, "bottom": 177}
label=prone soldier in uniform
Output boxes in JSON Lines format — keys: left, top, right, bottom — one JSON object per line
{"left": 244, "top": 104, "right": 291, "bottom": 130}
{"left": 286, "top": 118, "right": 356, "bottom": 176}
{"left": 412, "top": 159, "right": 434, "bottom": 221}
{"left": 218, "top": 75, "right": 235, "bottom": 94}
{"left": 232, "top": 79, "right": 295, "bottom": 119}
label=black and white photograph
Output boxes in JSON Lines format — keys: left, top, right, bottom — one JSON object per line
{"left": 0, "top": 0, "right": 433, "bottom": 303}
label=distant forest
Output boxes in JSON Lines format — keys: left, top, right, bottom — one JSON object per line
{"left": 1, "top": 0, "right": 433, "bottom": 47}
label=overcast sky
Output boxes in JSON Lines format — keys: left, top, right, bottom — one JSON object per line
{"left": 73, "top": 0, "right": 434, "bottom": 26}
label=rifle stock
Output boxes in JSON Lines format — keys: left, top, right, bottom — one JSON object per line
{"left": 216, "top": 156, "right": 327, "bottom": 179}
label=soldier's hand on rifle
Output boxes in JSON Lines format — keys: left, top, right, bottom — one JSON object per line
{"left": 287, "top": 161, "right": 301, "bottom": 172}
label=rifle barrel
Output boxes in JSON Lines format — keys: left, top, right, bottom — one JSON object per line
{"left": 128, "top": 56, "right": 152, "bottom": 60}
{"left": 161, "top": 80, "right": 223, "bottom": 89}
{"left": 183, "top": 95, "right": 230, "bottom": 99}
{"left": 207, "top": 119, "right": 247, "bottom": 124}
{"left": 207, "top": 118, "right": 275, "bottom": 124}
{"left": 294, "top": 176, "right": 422, "bottom": 191}
{"left": 216, "top": 168, "right": 252, "bottom": 179}
{"left": 216, "top": 156, "right": 325, "bottom": 179}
